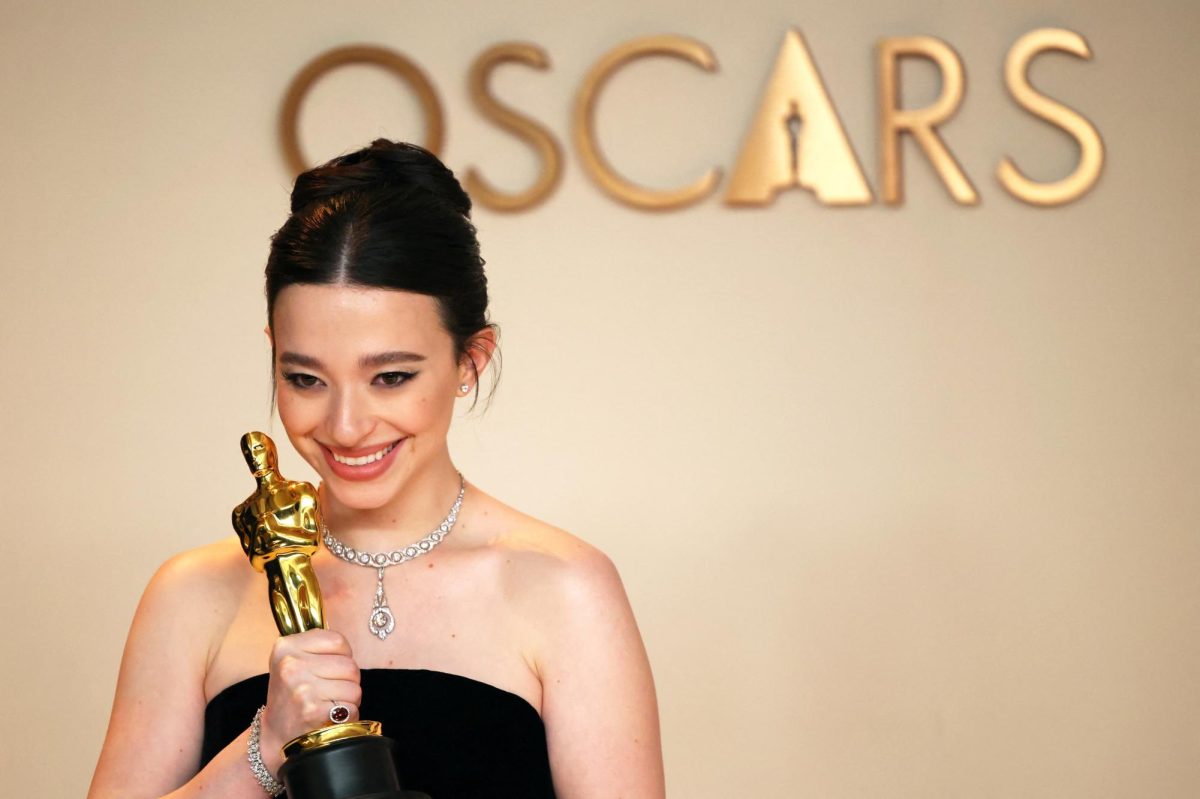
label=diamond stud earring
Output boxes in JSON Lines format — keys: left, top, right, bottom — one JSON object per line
{"left": 459, "top": 383, "right": 470, "bottom": 394}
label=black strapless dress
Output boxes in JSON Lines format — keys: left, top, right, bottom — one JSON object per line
{"left": 201, "top": 669, "right": 556, "bottom": 798}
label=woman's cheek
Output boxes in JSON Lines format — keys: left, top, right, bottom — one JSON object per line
{"left": 410, "top": 387, "right": 453, "bottom": 430}
{"left": 276, "top": 390, "right": 299, "bottom": 426}
{"left": 277, "top": 390, "right": 322, "bottom": 434}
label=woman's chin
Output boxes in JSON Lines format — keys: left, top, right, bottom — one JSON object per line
{"left": 319, "top": 478, "right": 398, "bottom": 512}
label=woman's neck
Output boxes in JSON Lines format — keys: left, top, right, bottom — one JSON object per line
{"left": 316, "top": 456, "right": 465, "bottom": 550}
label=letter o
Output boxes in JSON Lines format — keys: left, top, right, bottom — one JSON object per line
{"left": 279, "top": 44, "right": 445, "bottom": 175}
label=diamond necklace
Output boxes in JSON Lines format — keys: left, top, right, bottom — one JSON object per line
{"left": 321, "top": 473, "right": 465, "bottom": 640}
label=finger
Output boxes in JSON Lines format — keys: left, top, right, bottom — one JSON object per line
{"left": 317, "top": 678, "right": 363, "bottom": 709}
{"left": 289, "top": 682, "right": 360, "bottom": 729}
{"left": 309, "top": 654, "right": 360, "bottom": 683}
{"left": 268, "top": 632, "right": 345, "bottom": 670}
{"left": 292, "top": 629, "right": 353, "bottom": 656}
{"left": 272, "top": 653, "right": 310, "bottom": 689}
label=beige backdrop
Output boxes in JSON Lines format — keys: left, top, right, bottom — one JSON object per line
{"left": 2, "top": 1, "right": 1198, "bottom": 796}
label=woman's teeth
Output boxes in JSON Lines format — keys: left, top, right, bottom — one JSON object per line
{"left": 332, "top": 440, "right": 398, "bottom": 466}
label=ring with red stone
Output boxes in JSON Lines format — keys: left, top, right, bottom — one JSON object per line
{"left": 329, "top": 701, "right": 351, "bottom": 724}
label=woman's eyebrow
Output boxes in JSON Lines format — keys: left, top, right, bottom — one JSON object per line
{"left": 278, "top": 351, "right": 426, "bottom": 370}
{"left": 279, "top": 351, "right": 321, "bottom": 369}
{"left": 360, "top": 351, "right": 427, "bottom": 368}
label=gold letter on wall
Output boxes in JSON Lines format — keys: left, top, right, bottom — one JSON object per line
{"left": 573, "top": 35, "right": 720, "bottom": 211}
{"left": 279, "top": 44, "right": 444, "bottom": 176}
{"left": 725, "top": 29, "right": 872, "bottom": 207}
{"left": 878, "top": 36, "right": 977, "bottom": 205}
{"left": 465, "top": 43, "right": 564, "bottom": 212}
{"left": 997, "top": 29, "right": 1104, "bottom": 206}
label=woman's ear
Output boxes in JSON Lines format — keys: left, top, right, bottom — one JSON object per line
{"left": 458, "top": 327, "right": 498, "bottom": 388}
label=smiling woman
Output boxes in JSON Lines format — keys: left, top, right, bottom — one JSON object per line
{"left": 86, "top": 140, "right": 665, "bottom": 799}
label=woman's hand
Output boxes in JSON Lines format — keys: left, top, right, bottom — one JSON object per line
{"left": 257, "top": 629, "right": 362, "bottom": 773}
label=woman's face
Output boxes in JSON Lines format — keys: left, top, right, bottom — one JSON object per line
{"left": 271, "top": 283, "right": 469, "bottom": 510}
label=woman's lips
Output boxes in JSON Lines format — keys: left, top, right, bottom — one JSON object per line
{"left": 321, "top": 438, "right": 405, "bottom": 481}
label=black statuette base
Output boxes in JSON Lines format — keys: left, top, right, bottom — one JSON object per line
{"left": 277, "top": 734, "right": 429, "bottom": 799}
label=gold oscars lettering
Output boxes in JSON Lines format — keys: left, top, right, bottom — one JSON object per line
{"left": 278, "top": 27, "right": 1103, "bottom": 210}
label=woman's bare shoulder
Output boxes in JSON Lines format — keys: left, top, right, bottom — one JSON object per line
{"left": 149, "top": 537, "right": 251, "bottom": 596}
{"left": 137, "top": 538, "right": 252, "bottom": 642}
{"left": 467, "top": 488, "right": 627, "bottom": 614}
{"left": 470, "top": 489, "right": 611, "bottom": 566}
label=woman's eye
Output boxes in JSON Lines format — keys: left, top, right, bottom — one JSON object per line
{"left": 375, "top": 371, "right": 416, "bottom": 387}
{"left": 282, "top": 372, "right": 322, "bottom": 389}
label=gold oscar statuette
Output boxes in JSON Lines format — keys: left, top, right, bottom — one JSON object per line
{"left": 233, "top": 432, "right": 408, "bottom": 792}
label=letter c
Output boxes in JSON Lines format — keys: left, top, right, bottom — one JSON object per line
{"left": 573, "top": 35, "right": 720, "bottom": 211}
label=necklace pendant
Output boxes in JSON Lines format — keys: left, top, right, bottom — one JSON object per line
{"left": 369, "top": 603, "right": 395, "bottom": 640}
{"left": 368, "top": 567, "right": 396, "bottom": 640}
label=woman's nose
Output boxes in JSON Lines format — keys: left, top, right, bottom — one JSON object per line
{"left": 326, "top": 387, "right": 375, "bottom": 446}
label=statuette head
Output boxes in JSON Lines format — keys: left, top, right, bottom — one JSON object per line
{"left": 240, "top": 431, "right": 278, "bottom": 477}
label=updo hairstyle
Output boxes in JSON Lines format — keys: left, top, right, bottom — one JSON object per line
{"left": 265, "top": 139, "right": 498, "bottom": 407}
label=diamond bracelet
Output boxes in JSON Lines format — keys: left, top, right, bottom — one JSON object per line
{"left": 248, "top": 705, "right": 285, "bottom": 796}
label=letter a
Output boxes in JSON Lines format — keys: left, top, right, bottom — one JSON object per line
{"left": 725, "top": 29, "right": 872, "bottom": 206}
